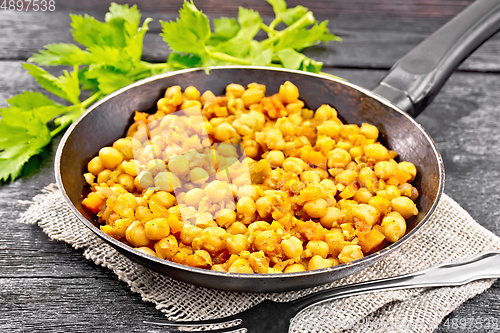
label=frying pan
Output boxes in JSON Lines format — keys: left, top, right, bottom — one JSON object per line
{"left": 55, "top": 0, "right": 500, "bottom": 292}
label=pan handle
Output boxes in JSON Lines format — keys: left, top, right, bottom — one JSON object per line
{"left": 372, "top": 0, "right": 500, "bottom": 117}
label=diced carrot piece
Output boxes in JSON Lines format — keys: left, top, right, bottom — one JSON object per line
{"left": 359, "top": 229, "right": 386, "bottom": 253}
{"left": 82, "top": 194, "right": 103, "bottom": 213}
{"left": 309, "top": 151, "right": 326, "bottom": 167}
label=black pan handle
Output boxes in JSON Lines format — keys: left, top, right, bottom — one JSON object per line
{"left": 372, "top": 0, "right": 500, "bottom": 117}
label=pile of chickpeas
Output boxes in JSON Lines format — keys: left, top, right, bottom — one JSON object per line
{"left": 82, "top": 81, "right": 419, "bottom": 274}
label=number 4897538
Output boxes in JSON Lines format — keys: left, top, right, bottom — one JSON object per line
{"left": 1, "top": 0, "right": 56, "bottom": 11}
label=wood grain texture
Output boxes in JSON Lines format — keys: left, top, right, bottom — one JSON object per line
{"left": 1, "top": 11, "right": 500, "bottom": 71}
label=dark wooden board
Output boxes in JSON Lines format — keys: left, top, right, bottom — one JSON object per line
{"left": 1, "top": 11, "right": 500, "bottom": 71}
{"left": 1, "top": 63, "right": 500, "bottom": 331}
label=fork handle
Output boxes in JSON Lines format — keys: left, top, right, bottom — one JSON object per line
{"left": 290, "top": 250, "right": 500, "bottom": 314}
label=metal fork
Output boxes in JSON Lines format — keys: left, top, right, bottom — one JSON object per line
{"left": 144, "top": 250, "right": 500, "bottom": 332}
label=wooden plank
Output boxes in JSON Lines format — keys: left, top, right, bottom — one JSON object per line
{"left": 55, "top": 0, "right": 475, "bottom": 19}
{"left": 1, "top": 11, "right": 499, "bottom": 71}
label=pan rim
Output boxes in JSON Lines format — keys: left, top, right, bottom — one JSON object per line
{"left": 55, "top": 65, "right": 445, "bottom": 285}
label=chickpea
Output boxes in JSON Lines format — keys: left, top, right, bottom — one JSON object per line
{"left": 135, "top": 247, "right": 157, "bottom": 257}
{"left": 335, "top": 169, "right": 358, "bottom": 185}
{"left": 226, "top": 234, "right": 249, "bottom": 255}
{"left": 184, "top": 86, "right": 201, "bottom": 100}
{"left": 192, "top": 226, "right": 227, "bottom": 254}
{"left": 327, "top": 148, "right": 351, "bottom": 168}
{"left": 397, "top": 161, "right": 417, "bottom": 182}
{"left": 213, "top": 122, "right": 237, "bottom": 141}
{"left": 205, "top": 180, "right": 229, "bottom": 203}
{"left": 353, "top": 188, "right": 373, "bottom": 204}
{"left": 195, "top": 212, "right": 216, "bottom": 228}
{"left": 301, "top": 171, "right": 321, "bottom": 184}
{"left": 113, "top": 138, "right": 133, "bottom": 160}
{"left": 248, "top": 251, "right": 269, "bottom": 273}
{"left": 136, "top": 171, "right": 154, "bottom": 189}
{"left": 381, "top": 212, "right": 407, "bottom": 242}
{"left": 168, "top": 155, "right": 190, "bottom": 176}
{"left": 364, "top": 143, "right": 390, "bottom": 161}
{"left": 360, "top": 123, "right": 379, "bottom": 139}
{"left": 308, "top": 255, "right": 333, "bottom": 270}
{"left": 189, "top": 167, "right": 209, "bottom": 184}
{"left": 368, "top": 196, "right": 391, "bottom": 215}
{"left": 99, "top": 147, "right": 124, "bottom": 170}
{"left": 228, "top": 258, "right": 254, "bottom": 274}
{"left": 154, "top": 235, "right": 178, "bottom": 260}
{"left": 217, "top": 142, "right": 238, "bottom": 158}
{"left": 242, "top": 88, "right": 264, "bottom": 107}
{"left": 151, "top": 191, "right": 175, "bottom": 209}
{"left": 227, "top": 221, "right": 248, "bottom": 235}
{"left": 266, "top": 129, "right": 286, "bottom": 150}
{"left": 279, "top": 81, "right": 299, "bottom": 104}
{"left": 154, "top": 172, "right": 181, "bottom": 192}
{"left": 226, "top": 83, "right": 245, "bottom": 98}
{"left": 284, "top": 263, "right": 306, "bottom": 273}
{"left": 303, "top": 198, "right": 328, "bottom": 218}
{"left": 374, "top": 161, "right": 397, "bottom": 180}
{"left": 317, "top": 120, "right": 341, "bottom": 138}
{"left": 255, "top": 196, "right": 273, "bottom": 219}
{"left": 88, "top": 156, "right": 105, "bottom": 176}
{"left": 281, "top": 236, "right": 303, "bottom": 259}
{"left": 306, "top": 240, "right": 329, "bottom": 259}
{"left": 180, "top": 225, "right": 203, "bottom": 245}
{"left": 338, "top": 245, "right": 364, "bottom": 264}
{"left": 144, "top": 218, "right": 170, "bottom": 241}
{"left": 185, "top": 188, "right": 205, "bottom": 207}
{"left": 215, "top": 209, "right": 237, "bottom": 228}
{"left": 265, "top": 150, "right": 285, "bottom": 168}
{"left": 283, "top": 157, "right": 305, "bottom": 174}
{"left": 237, "top": 197, "right": 256, "bottom": 216}
{"left": 391, "top": 196, "right": 418, "bottom": 219}
{"left": 125, "top": 221, "right": 150, "bottom": 247}
{"left": 319, "top": 207, "right": 344, "bottom": 228}
{"left": 118, "top": 173, "right": 135, "bottom": 192}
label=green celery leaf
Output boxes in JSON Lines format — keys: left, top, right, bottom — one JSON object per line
{"left": 275, "top": 21, "right": 340, "bottom": 52}
{"left": 28, "top": 43, "right": 93, "bottom": 66}
{"left": 124, "top": 17, "right": 153, "bottom": 63}
{"left": 78, "top": 67, "right": 99, "bottom": 91}
{"left": 234, "top": 7, "right": 262, "bottom": 41}
{"left": 0, "top": 109, "right": 52, "bottom": 182}
{"left": 7, "top": 91, "right": 60, "bottom": 110}
{"left": 22, "top": 64, "right": 81, "bottom": 105}
{"left": 87, "top": 45, "right": 134, "bottom": 71}
{"left": 160, "top": 1, "right": 211, "bottom": 56}
{"left": 7, "top": 91, "right": 69, "bottom": 124}
{"left": 266, "top": 0, "right": 287, "bottom": 15}
{"left": 252, "top": 48, "right": 273, "bottom": 66}
{"left": 281, "top": 6, "right": 309, "bottom": 26}
{"left": 54, "top": 105, "right": 85, "bottom": 128}
{"left": 167, "top": 52, "right": 203, "bottom": 70}
{"left": 70, "top": 14, "right": 123, "bottom": 48}
{"left": 85, "top": 65, "right": 134, "bottom": 95}
{"left": 105, "top": 3, "right": 141, "bottom": 37}
{"left": 276, "top": 48, "right": 323, "bottom": 73}
{"left": 209, "top": 17, "right": 240, "bottom": 43}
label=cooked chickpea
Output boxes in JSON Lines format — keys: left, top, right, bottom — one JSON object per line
{"left": 265, "top": 150, "right": 285, "bottom": 168}
{"left": 125, "top": 221, "right": 150, "bottom": 247}
{"left": 303, "top": 198, "right": 328, "bottom": 218}
{"left": 205, "top": 180, "right": 229, "bottom": 203}
{"left": 226, "top": 234, "right": 249, "bottom": 254}
{"left": 242, "top": 88, "right": 265, "bottom": 107}
{"left": 88, "top": 156, "right": 105, "bottom": 176}
{"left": 99, "top": 147, "right": 124, "bottom": 169}
{"left": 85, "top": 82, "right": 420, "bottom": 273}
{"left": 306, "top": 241, "right": 329, "bottom": 259}
{"left": 308, "top": 255, "right": 333, "bottom": 270}
{"left": 168, "top": 155, "right": 190, "bottom": 176}
{"left": 319, "top": 207, "right": 343, "bottom": 228}
{"left": 185, "top": 188, "right": 205, "bottom": 207}
{"left": 215, "top": 209, "right": 237, "bottom": 228}
{"left": 184, "top": 86, "right": 201, "bottom": 100}
{"left": 281, "top": 236, "right": 303, "bottom": 259}
{"left": 283, "top": 157, "right": 305, "bottom": 174}
{"left": 338, "top": 245, "right": 364, "bottom": 264}
{"left": 144, "top": 218, "right": 170, "bottom": 240}
{"left": 391, "top": 196, "right": 418, "bottom": 219}
{"left": 381, "top": 212, "right": 407, "bottom": 242}
{"left": 214, "top": 122, "right": 237, "bottom": 141}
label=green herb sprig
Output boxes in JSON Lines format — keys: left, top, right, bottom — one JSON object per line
{"left": 0, "top": 0, "right": 340, "bottom": 182}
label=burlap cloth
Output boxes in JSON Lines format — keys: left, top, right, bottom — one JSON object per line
{"left": 18, "top": 184, "right": 500, "bottom": 332}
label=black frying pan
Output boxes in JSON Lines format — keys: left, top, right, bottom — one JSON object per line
{"left": 55, "top": 0, "right": 500, "bottom": 292}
